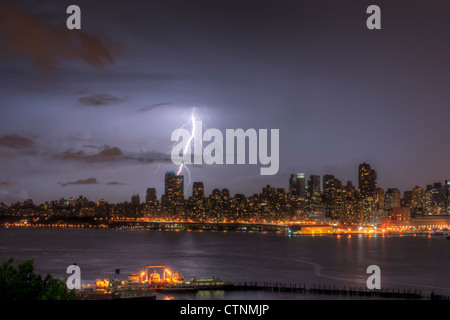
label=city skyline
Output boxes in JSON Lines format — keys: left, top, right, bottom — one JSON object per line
{"left": 2, "top": 162, "right": 449, "bottom": 229}
{"left": 1, "top": 0, "right": 450, "bottom": 204}
{"left": 3, "top": 163, "right": 449, "bottom": 209}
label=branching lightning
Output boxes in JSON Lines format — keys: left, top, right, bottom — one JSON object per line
{"left": 171, "top": 107, "right": 217, "bottom": 186}
{"left": 176, "top": 113, "right": 195, "bottom": 182}
{"left": 171, "top": 109, "right": 198, "bottom": 185}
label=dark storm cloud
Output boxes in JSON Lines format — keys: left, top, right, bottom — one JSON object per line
{"left": 137, "top": 103, "right": 173, "bottom": 112}
{"left": 106, "top": 181, "right": 127, "bottom": 186}
{"left": 59, "top": 177, "right": 99, "bottom": 187}
{"left": 78, "top": 93, "right": 128, "bottom": 106}
{"left": 0, "top": 134, "right": 36, "bottom": 150}
{"left": 0, "top": 181, "right": 18, "bottom": 187}
{"left": 54, "top": 147, "right": 123, "bottom": 163}
{"left": 0, "top": 2, "right": 116, "bottom": 71}
{"left": 53, "top": 146, "right": 171, "bottom": 165}
{"left": 124, "top": 151, "right": 172, "bottom": 164}
{"left": 59, "top": 178, "right": 128, "bottom": 187}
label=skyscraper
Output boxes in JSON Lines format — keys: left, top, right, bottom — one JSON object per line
{"left": 192, "top": 182, "right": 205, "bottom": 200}
{"left": 131, "top": 193, "right": 140, "bottom": 206}
{"left": 385, "top": 188, "right": 401, "bottom": 214}
{"left": 431, "top": 182, "right": 444, "bottom": 210}
{"left": 306, "top": 175, "right": 321, "bottom": 206}
{"left": 358, "top": 163, "right": 377, "bottom": 198}
{"left": 163, "top": 171, "right": 184, "bottom": 212}
{"left": 191, "top": 182, "right": 205, "bottom": 219}
{"left": 289, "top": 173, "right": 306, "bottom": 199}
{"left": 144, "top": 187, "right": 158, "bottom": 216}
{"left": 402, "top": 191, "right": 412, "bottom": 208}
{"left": 445, "top": 179, "right": 450, "bottom": 214}
{"left": 305, "top": 175, "right": 322, "bottom": 220}
{"left": 145, "top": 188, "right": 157, "bottom": 204}
{"left": 307, "top": 175, "right": 321, "bottom": 194}
{"left": 323, "top": 174, "right": 336, "bottom": 219}
{"left": 261, "top": 184, "right": 275, "bottom": 204}
{"left": 423, "top": 184, "right": 434, "bottom": 214}
{"left": 411, "top": 186, "right": 424, "bottom": 214}
{"left": 340, "top": 181, "right": 359, "bottom": 225}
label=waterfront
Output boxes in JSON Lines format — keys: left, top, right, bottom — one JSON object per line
{"left": 1, "top": 228, "right": 449, "bottom": 299}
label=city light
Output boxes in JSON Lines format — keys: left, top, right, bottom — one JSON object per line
{"left": 0, "top": 163, "right": 449, "bottom": 236}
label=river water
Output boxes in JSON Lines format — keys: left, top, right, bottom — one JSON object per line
{"left": 1, "top": 228, "right": 449, "bottom": 299}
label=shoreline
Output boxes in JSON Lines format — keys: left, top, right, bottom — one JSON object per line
{"left": 2, "top": 223, "right": 448, "bottom": 238}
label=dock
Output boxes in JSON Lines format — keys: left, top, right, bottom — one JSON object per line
{"left": 231, "top": 282, "right": 450, "bottom": 300}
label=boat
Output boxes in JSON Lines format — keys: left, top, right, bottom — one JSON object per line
{"left": 126, "top": 265, "right": 233, "bottom": 292}
{"left": 81, "top": 265, "right": 233, "bottom": 299}
{"left": 156, "top": 282, "right": 197, "bottom": 293}
{"left": 112, "top": 287, "right": 156, "bottom": 300}
{"left": 77, "top": 277, "right": 156, "bottom": 300}
{"left": 187, "top": 276, "right": 234, "bottom": 290}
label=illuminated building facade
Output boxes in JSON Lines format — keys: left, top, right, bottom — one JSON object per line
{"left": 145, "top": 188, "right": 157, "bottom": 204}
{"left": 289, "top": 173, "right": 306, "bottom": 199}
{"left": 306, "top": 175, "right": 321, "bottom": 217}
{"left": 191, "top": 182, "right": 206, "bottom": 219}
{"left": 131, "top": 193, "right": 140, "bottom": 206}
{"left": 163, "top": 171, "right": 184, "bottom": 214}
{"left": 385, "top": 188, "right": 401, "bottom": 215}
{"left": 358, "top": 163, "right": 377, "bottom": 199}
{"left": 322, "top": 174, "right": 338, "bottom": 219}
{"left": 411, "top": 186, "right": 424, "bottom": 215}
{"left": 445, "top": 179, "right": 450, "bottom": 214}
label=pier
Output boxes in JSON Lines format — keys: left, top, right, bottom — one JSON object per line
{"left": 231, "top": 282, "right": 449, "bottom": 300}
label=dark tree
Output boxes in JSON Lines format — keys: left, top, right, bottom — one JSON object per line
{"left": 0, "top": 258, "right": 76, "bottom": 300}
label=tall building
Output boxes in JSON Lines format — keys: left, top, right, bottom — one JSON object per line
{"left": 338, "top": 182, "right": 358, "bottom": 225}
{"left": 306, "top": 175, "right": 320, "bottom": 207}
{"left": 334, "top": 188, "right": 346, "bottom": 221}
{"left": 361, "top": 196, "right": 377, "bottom": 225}
{"left": 273, "top": 188, "right": 288, "bottom": 214}
{"left": 233, "top": 193, "right": 248, "bottom": 220}
{"left": 144, "top": 188, "right": 158, "bottom": 216}
{"left": 358, "top": 163, "right": 377, "bottom": 198}
{"left": 307, "top": 175, "right": 321, "bottom": 195}
{"left": 261, "top": 184, "right": 276, "bottom": 205}
{"left": 163, "top": 171, "right": 184, "bottom": 212}
{"left": 432, "top": 182, "right": 444, "bottom": 210}
{"left": 305, "top": 175, "right": 322, "bottom": 220}
{"left": 145, "top": 188, "right": 157, "bottom": 204}
{"left": 375, "top": 187, "right": 385, "bottom": 212}
{"left": 423, "top": 184, "right": 434, "bottom": 214}
{"left": 289, "top": 173, "right": 306, "bottom": 199}
{"left": 192, "top": 182, "right": 205, "bottom": 200}
{"left": 131, "top": 193, "right": 140, "bottom": 206}
{"left": 385, "top": 188, "right": 401, "bottom": 215}
{"left": 191, "top": 182, "right": 205, "bottom": 220}
{"left": 402, "top": 191, "right": 412, "bottom": 208}
{"left": 323, "top": 174, "right": 336, "bottom": 219}
{"left": 411, "top": 186, "right": 424, "bottom": 214}
{"left": 445, "top": 179, "right": 450, "bottom": 214}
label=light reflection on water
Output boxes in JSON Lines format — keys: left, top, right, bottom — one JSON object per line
{"left": 1, "top": 228, "right": 449, "bottom": 298}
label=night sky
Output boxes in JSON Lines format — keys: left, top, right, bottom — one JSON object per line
{"left": 1, "top": 0, "right": 449, "bottom": 204}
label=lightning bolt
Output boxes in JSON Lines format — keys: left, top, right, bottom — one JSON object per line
{"left": 177, "top": 113, "right": 196, "bottom": 176}
{"left": 171, "top": 109, "right": 198, "bottom": 185}
{"left": 172, "top": 107, "right": 217, "bottom": 186}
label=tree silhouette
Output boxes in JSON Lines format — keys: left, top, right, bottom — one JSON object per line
{"left": 0, "top": 258, "right": 76, "bottom": 300}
